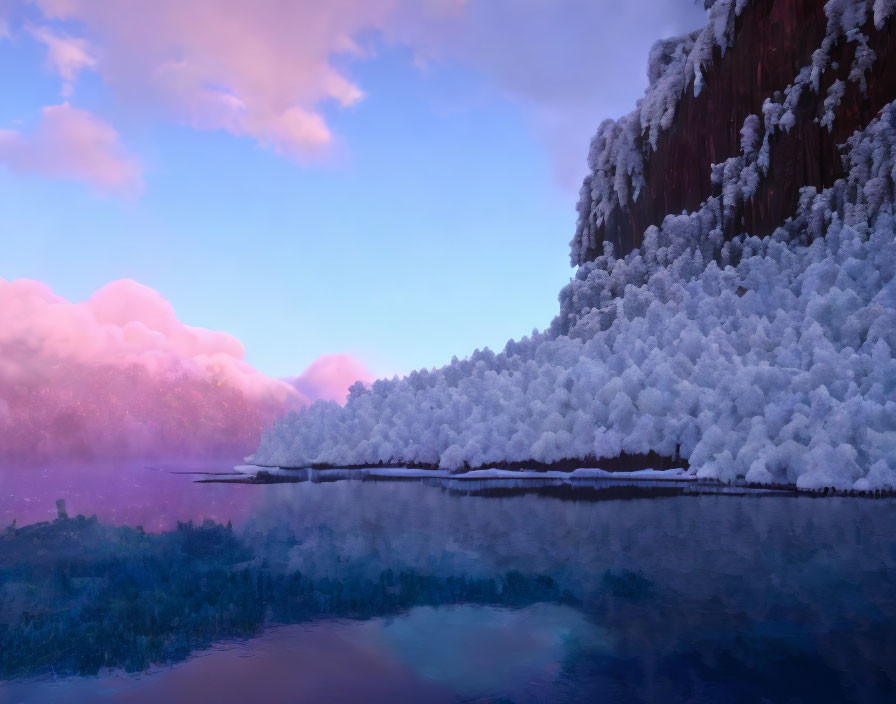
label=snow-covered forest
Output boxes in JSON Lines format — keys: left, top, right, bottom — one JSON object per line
{"left": 251, "top": 0, "right": 896, "bottom": 490}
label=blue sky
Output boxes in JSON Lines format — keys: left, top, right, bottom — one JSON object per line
{"left": 0, "top": 0, "right": 705, "bottom": 379}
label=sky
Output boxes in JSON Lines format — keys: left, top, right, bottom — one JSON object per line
{"left": 0, "top": 0, "right": 706, "bottom": 461}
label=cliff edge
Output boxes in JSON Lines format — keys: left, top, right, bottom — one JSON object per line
{"left": 572, "top": 0, "right": 896, "bottom": 263}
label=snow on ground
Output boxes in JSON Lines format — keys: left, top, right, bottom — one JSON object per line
{"left": 233, "top": 465, "right": 694, "bottom": 483}
{"left": 250, "top": 2, "right": 896, "bottom": 491}
{"left": 362, "top": 467, "right": 693, "bottom": 481}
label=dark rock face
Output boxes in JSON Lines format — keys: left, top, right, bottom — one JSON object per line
{"left": 580, "top": 0, "right": 896, "bottom": 262}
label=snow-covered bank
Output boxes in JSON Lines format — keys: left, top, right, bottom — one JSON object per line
{"left": 250, "top": 1, "right": 896, "bottom": 491}
{"left": 231, "top": 464, "right": 896, "bottom": 496}
{"left": 234, "top": 465, "right": 693, "bottom": 482}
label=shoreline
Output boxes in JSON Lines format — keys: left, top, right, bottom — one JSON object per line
{"left": 213, "top": 464, "right": 896, "bottom": 498}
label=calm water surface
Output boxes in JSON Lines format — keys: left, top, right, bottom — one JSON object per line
{"left": 1, "top": 463, "right": 895, "bottom": 703}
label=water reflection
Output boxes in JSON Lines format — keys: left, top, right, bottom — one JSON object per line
{"left": 1, "top": 469, "right": 896, "bottom": 702}
{"left": 378, "top": 603, "right": 603, "bottom": 699}
{"left": 0, "top": 605, "right": 597, "bottom": 704}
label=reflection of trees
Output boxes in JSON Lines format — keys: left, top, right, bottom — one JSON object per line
{"left": 249, "top": 482, "right": 896, "bottom": 701}
{"left": 0, "top": 516, "right": 575, "bottom": 678}
{"left": 3, "top": 485, "right": 896, "bottom": 700}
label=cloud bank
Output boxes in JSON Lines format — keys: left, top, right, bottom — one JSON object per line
{"left": 0, "top": 278, "right": 371, "bottom": 464}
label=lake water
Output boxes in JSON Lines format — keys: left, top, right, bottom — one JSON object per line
{"left": 1, "top": 463, "right": 895, "bottom": 703}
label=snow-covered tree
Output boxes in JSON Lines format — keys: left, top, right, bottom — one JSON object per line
{"left": 250, "top": 0, "right": 896, "bottom": 491}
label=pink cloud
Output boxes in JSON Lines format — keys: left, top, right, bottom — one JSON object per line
{"left": 289, "top": 355, "right": 374, "bottom": 404}
{"left": 28, "top": 24, "right": 97, "bottom": 96}
{"left": 7, "top": 0, "right": 704, "bottom": 185}
{"left": 0, "top": 103, "right": 141, "bottom": 194}
{"left": 0, "top": 278, "right": 372, "bottom": 464}
{"left": 30, "top": 0, "right": 395, "bottom": 161}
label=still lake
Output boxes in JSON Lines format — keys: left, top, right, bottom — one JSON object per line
{"left": 1, "top": 463, "right": 895, "bottom": 703}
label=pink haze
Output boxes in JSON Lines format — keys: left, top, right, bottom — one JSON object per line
{"left": 290, "top": 355, "right": 375, "bottom": 404}
{"left": 0, "top": 278, "right": 372, "bottom": 464}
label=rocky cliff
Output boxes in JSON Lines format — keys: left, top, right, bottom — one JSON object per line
{"left": 572, "top": 0, "right": 896, "bottom": 263}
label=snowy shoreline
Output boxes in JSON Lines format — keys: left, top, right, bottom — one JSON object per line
{"left": 226, "top": 464, "right": 896, "bottom": 497}
{"left": 235, "top": 464, "right": 694, "bottom": 481}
